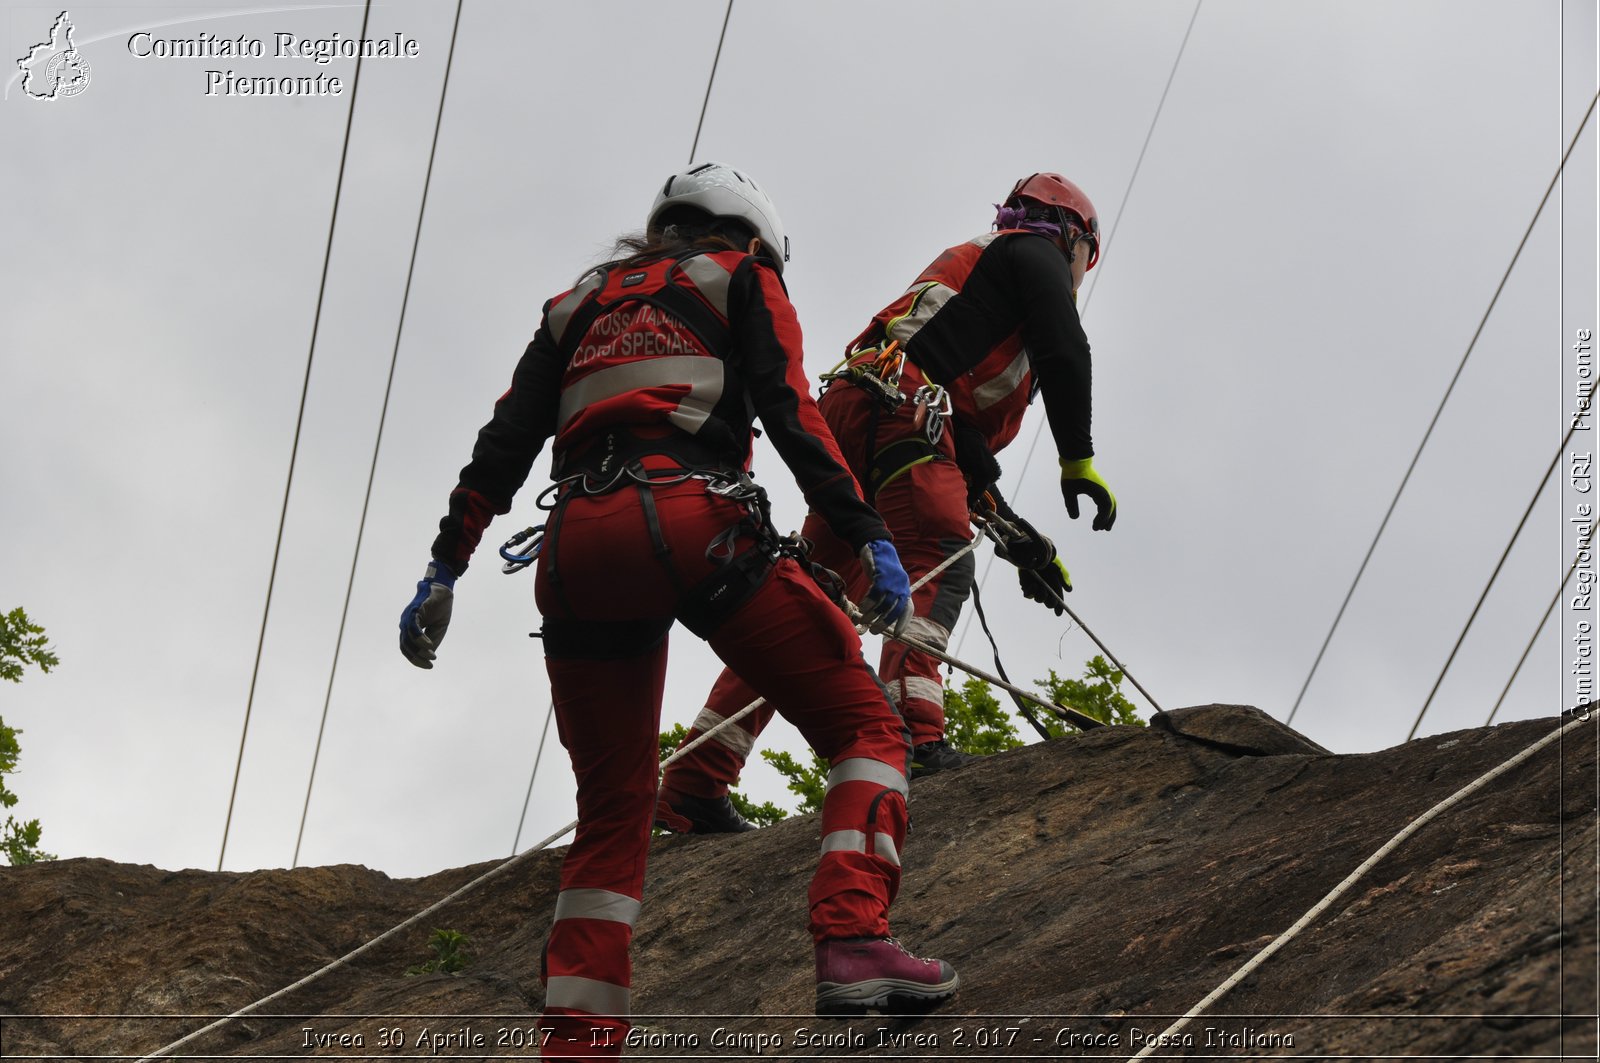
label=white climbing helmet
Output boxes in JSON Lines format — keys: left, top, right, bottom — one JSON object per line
{"left": 648, "top": 161, "right": 791, "bottom": 274}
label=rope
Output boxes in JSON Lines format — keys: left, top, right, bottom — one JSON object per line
{"left": 1406, "top": 384, "right": 1594, "bottom": 740}
{"left": 687, "top": 0, "right": 734, "bottom": 163}
{"left": 1487, "top": 519, "right": 1596, "bottom": 726}
{"left": 292, "top": 0, "right": 467, "bottom": 870}
{"left": 217, "top": 0, "right": 375, "bottom": 874}
{"left": 847, "top": 600, "right": 1105, "bottom": 729}
{"left": 1124, "top": 711, "right": 1592, "bottom": 1062}
{"left": 511, "top": 701, "right": 557, "bottom": 855}
{"left": 950, "top": 0, "right": 1202, "bottom": 680}
{"left": 1289, "top": 90, "right": 1600, "bottom": 726}
{"left": 139, "top": 534, "right": 984, "bottom": 1059}
{"left": 499, "top": 0, "right": 739, "bottom": 850}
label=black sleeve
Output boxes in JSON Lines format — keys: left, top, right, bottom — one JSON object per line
{"left": 1004, "top": 234, "right": 1096, "bottom": 461}
{"left": 430, "top": 315, "right": 567, "bottom": 574}
{"left": 725, "top": 259, "right": 891, "bottom": 550}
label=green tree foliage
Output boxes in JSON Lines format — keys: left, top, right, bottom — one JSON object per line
{"left": 1, "top": 607, "right": 58, "bottom": 866}
{"left": 661, "top": 657, "right": 1144, "bottom": 826}
{"left": 942, "top": 675, "right": 1027, "bottom": 753}
{"left": 0, "top": 608, "right": 57, "bottom": 683}
{"left": 759, "top": 748, "right": 827, "bottom": 816}
{"left": 1033, "top": 655, "right": 1145, "bottom": 735}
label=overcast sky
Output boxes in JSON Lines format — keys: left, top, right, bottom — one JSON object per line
{"left": 2, "top": 0, "right": 1596, "bottom": 878}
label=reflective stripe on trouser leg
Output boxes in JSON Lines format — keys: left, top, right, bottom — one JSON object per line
{"left": 703, "top": 558, "right": 912, "bottom": 943}
{"left": 659, "top": 667, "right": 778, "bottom": 798}
{"left": 540, "top": 647, "right": 665, "bottom": 1058}
{"left": 547, "top": 890, "right": 640, "bottom": 1037}
{"left": 810, "top": 768, "right": 909, "bottom": 942}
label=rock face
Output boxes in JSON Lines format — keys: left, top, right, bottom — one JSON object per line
{"left": 1, "top": 707, "right": 1594, "bottom": 1061}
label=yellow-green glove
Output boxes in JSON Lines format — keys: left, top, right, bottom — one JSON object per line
{"left": 1059, "top": 457, "right": 1117, "bottom": 530}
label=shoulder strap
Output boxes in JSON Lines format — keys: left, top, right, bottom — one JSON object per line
{"left": 552, "top": 252, "right": 734, "bottom": 365}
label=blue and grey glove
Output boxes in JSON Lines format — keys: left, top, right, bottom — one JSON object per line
{"left": 1059, "top": 457, "right": 1117, "bottom": 530}
{"left": 857, "top": 539, "right": 914, "bottom": 637}
{"left": 399, "top": 559, "right": 457, "bottom": 669}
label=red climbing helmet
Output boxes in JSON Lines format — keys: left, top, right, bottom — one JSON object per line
{"left": 1005, "top": 172, "right": 1101, "bottom": 269}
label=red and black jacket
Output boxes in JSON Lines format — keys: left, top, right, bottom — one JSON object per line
{"left": 851, "top": 230, "right": 1095, "bottom": 460}
{"left": 432, "top": 248, "right": 889, "bottom": 573}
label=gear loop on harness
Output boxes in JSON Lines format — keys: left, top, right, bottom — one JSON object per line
{"left": 820, "top": 340, "right": 910, "bottom": 412}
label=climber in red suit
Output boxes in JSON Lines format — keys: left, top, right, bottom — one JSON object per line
{"left": 659, "top": 172, "right": 1115, "bottom": 828}
{"left": 398, "top": 163, "right": 958, "bottom": 1059}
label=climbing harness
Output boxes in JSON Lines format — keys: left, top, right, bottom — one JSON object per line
{"left": 820, "top": 339, "right": 909, "bottom": 412}
{"left": 821, "top": 342, "right": 957, "bottom": 502}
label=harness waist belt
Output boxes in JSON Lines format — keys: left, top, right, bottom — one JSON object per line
{"left": 554, "top": 429, "right": 736, "bottom": 481}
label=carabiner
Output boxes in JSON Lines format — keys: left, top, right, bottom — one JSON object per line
{"left": 500, "top": 524, "right": 546, "bottom": 574}
{"left": 911, "top": 384, "right": 952, "bottom": 445}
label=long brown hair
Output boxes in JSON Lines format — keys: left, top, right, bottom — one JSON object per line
{"left": 584, "top": 206, "right": 757, "bottom": 280}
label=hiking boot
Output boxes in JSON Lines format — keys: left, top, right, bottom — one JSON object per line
{"left": 814, "top": 936, "right": 959, "bottom": 1017}
{"left": 654, "top": 789, "right": 757, "bottom": 834}
{"left": 910, "top": 739, "right": 979, "bottom": 779}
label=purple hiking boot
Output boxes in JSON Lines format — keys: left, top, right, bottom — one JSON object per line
{"left": 814, "top": 936, "right": 959, "bottom": 1017}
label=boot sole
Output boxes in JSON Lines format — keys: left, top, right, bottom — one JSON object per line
{"left": 815, "top": 974, "right": 959, "bottom": 1017}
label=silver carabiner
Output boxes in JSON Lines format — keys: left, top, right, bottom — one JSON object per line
{"left": 913, "top": 384, "right": 952, "bottom": 445}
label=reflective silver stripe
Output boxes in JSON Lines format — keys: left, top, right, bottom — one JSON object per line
{"left": 874, "top": 831, "right": 902, "bottom": 867}
{"left": 544, "top": 975, "right": 630, "bottom": 1016}
{"left": 548, "top": 271, "right": 605, "bottom": 346}
{"left": 820, "top": 829, "right": 902, "bottom": 867}
{"left": 900, "top": 675, "right": 945, "bottom": 708}
{"left": 903, "top": 615, "right": 950, "bottom": 652}
{"left": 677, "top": 255, "right": 733, "bottom": 318}
{"left": 691, "top": 707, "right": 756, "bottom": 758}
{"left": 972, "top": 348, "right": 1032, "bottom": 410}
{"left": 826, "top": 757, "right": 908, "bottom": 795}
{"left": 885, "top": 282, "right": 955, "bottom": 347}
{"left": 556, "top": 355, "right": 725, "bottom": 434}
{"left": 553, "top": 888, "right": 641, "bottom": 926}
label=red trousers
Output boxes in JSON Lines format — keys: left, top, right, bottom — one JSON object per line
{"left": 531, "top": 472, "right": 911, "bottom": 1058}
{"left": 662, "top": 375, "right": 976, "bottom": 801}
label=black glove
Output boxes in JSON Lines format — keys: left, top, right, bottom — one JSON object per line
{"left": 952, "top": 421, "right": 1001, "bottom": 509}
{"left": 1018, "top": 555, "right": 1073, "bottom": 614}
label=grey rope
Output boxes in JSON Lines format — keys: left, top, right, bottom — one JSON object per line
{"left": 687, "top": 0, "right": 733, "bottom": 163}
{"left": 1289, "top": 90, "right": 1599, "bottom": 726}
{"left": 511, "top": 702, "right": 557, "bottom": 855}
{"left": 292, "top": 0, "right": 467, "bottom": 870}
{"left": 218, "top": 0, "right": 374, "bottom": 873}
{"left": 950, "top": 0, "right": 1202, "bottom": 689}
{"left": 1486, "top": 519, "right": 1596, "bottom": 726}
{"left": 1406, "top": 383, "right": 1596, "bottom": 740}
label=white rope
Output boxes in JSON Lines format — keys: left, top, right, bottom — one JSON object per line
{"left": 138, "top": 534, "right": 984, "bottom": 1060}
{"left": 1124, "top": 711, "right": 1592, "bottom": 1062}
